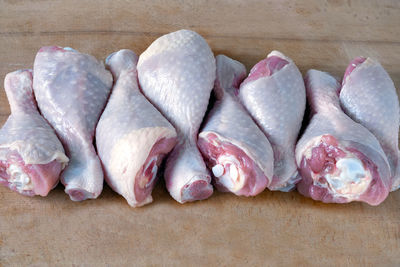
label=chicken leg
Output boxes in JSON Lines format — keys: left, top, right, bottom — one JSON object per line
{"left": 295, "top": 70, "right": 391, "bottom": 205}
{"left": 96, "top": 49, "right": 177, "bottom": 207}
{"left": 33, "top": 46, "right": 113, "bottom": 201}
{"left": 198, "top": 55, "right": 274, "bottom": 196}
{"left": 239, "top": 51, "right": 306, "bottom": 191}
{"left": 0, "top": 69, "right": 68, "bottom": 196}
{"left": 137, "top": 30, "right": 216, "bottom": 203}
{"left": 340, "top": 57, "right": 400, "bottom": 191}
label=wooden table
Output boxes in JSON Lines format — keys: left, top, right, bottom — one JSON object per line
{"left": 0, "top": 1, "right": 399, "bottom": 265}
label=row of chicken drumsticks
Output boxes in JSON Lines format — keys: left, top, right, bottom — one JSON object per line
{"left": 0, "top": 29, "right": 398, "bottom": 206}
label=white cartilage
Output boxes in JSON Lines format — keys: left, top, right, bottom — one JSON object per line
{"left": 212, "top": 164, "right": 224, "bottom": 177}
{"left": 213, "top": 155, "right": 245, "bottom": 192}
{"left": 322, "top": 157, "right": 371, "bottom": 198}
{"left": 229, "top": 164, "right": 238, "bottom": 181}
{"left": 7, "top": 164, "right": 33, "bottom": 191}
{"left": 146, "top": 162, "right": 158, "bottom": 188}
{"left": 336, "top": 158, "right": 366, "bottom": 181}
{"left": 140, "top": 156, "right": 158, "bottom": 188}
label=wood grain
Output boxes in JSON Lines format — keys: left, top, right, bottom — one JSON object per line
{"left": 1, "top": 0, "right": 400, "bottom": 42}
{"left": 0, "top": 0, "right": 399, "bottom": 266}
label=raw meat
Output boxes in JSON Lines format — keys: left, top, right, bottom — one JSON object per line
{"left": 295, "top": 69, "right": 391, "bottom": 205}
{"left": 33, "top": 46, "right": 113, "bottom": 201}
{"left": 0, "top": 69, "right": 68, "bottom": 196}
{"left": 137, "top": 29, "right": 216, "bottom": 203}
{"left": 239, "top": 51, "right": 306, "bottom": 191}
{"left": 340, "top": 57, "right": 400, "bottom": 191}
{"left": 198, "top": 55, "right": 274, "bottom": 196}
{"left": 96, "top": 49, "right": 177, "bottom": 207}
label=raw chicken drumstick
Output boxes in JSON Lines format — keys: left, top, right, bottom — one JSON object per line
{"left": 340, "top": 57, "right": 400, "bottom": 191}
{"left": 198, "top": 55, "right": 274, "bottom": 196}
{"left": 137, "top": 30, "right": 216, "bottom": 203}
{"left": 239, "top": 51, "right": 306, "bottom": 191}
{"left": 295, "top": 70, "right": 391, "bottom": 205}
{"left": 96, "top": 49, "right": 177, "bottom": 207}
{"left": 33, "top": 46, "right": 113, "bottom": 201}
{"left": 0, "top": 69, "right": 68, "bottom": 196}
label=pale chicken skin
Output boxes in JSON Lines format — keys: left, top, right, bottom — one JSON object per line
{"left": 33, "top": 46, "right": 113, "bottom": 201}
{"left": 295, "top": 70, "right": 391, "bottom": 205}
{"left": 239, "top": 51, "right": 306, "bottom": 191}
{"left": 0, "top": 69, "right": 68, "bottom": 196}
{"left": 96, "top": 49, "right": 177, "bottom": 207}
{"left": 137, "top": 29, "right": 216, "bottom": 203}
{"left": 340, "top": 57, "right": 400, "bottom": 191}
{"left": 198, "top": 55, "right": 274, "bottom": 196}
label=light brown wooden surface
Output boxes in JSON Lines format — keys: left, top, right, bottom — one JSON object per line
{"left": 0, "top": 0, "right": 399, "bottom": 266}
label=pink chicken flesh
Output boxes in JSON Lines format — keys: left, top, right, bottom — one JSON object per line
{"left": 295, "top": 70, "right": 391, "bottom": 205}
{"left": 198, "top": 55, "right": 274, "bottom": 196}
{"left": 239, "top": 51, "right": 306, "bottom": 191}
{"left": 137, "top": 30, "right": 216, "bottom": 203}
{"left": 96, "top": 49, "right": 177, "bottom": 207}
{"left": 0, "top": 69, "right": 68, "bottom": 196}
{"left": 33, "top": 46, "right": 113, "bottom": 201}
{"left": 340, "top": 57, "right": 400, "bottom": 191}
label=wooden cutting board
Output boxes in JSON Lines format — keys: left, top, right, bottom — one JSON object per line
{"left": 0, "top": 1, "right": 399, "bottom": 266}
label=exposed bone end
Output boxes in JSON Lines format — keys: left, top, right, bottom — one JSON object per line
{"left": 0, "top": 151, "right": 64, "bottom": 197}
{"left": 138, "top": 156, "right": 158, "bottom": 189}
{"left": 7, "top": 164, "right": 34, "bottom": 191}
{"left": 229, "top": 164, "right": 238, "bottom": 181}
{"left": 147, "top": 164, "right": 158, "bottom": 188}
{"left": 302, "top": 135, "right": 373, "bottom": 201}
{"left": 213, "top": 162, "right": 245, "bottom": 193}
{"left": 212, "top": 164, "right": 224, "bottom": 177}
{"left": 327, "top": 157, "right": 370, "bottom": 196}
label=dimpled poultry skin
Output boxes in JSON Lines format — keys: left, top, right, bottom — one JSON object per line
{"left": 96, "top": 49, "right": 177, "bottom": 207}
{"left": 239, "top": 51, "right": 306, "bottom": 191}
{"left": 0, "top": 69, "right": 68, "bottom": 196}
{"left": 296, "top": 69, "right": 391, "bottom": 205}
{"left": 33, "top": 46, "right": 113, "bottom": 201}
{"left": 137, "top": 30, "right": 216, "bottom": 203}
{"left": 198, "top": 55, "right": 274, "bottom": 196}
{"left": 340, "top": 57, "right": 400, "bottom": 191}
